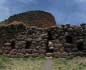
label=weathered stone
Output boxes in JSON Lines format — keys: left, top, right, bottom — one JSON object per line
{"left": 0, "top": 14, "right": 86, "bottom": 57}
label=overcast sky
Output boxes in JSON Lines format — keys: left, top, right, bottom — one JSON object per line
{"left": 0, "top": 0, "right": 86, "bottom": 25}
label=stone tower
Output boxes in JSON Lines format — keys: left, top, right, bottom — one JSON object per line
{"left": 7, "top": 10, "right": 56, "bottom": 28}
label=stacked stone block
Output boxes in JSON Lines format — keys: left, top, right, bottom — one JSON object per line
{"left": 0, "top": 23, "right": 86, "bottom": 57}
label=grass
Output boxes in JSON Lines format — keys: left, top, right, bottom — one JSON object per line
{"left": 1, "top": 56, "right": 86, "bottom": 70}
{"left": 53, "top": 56, "right": 86, "bottom": 70}
{"left": 0, "top": 56, "right": 10, "bottom": 70}
{"left": 0, "top": 56, "right": 46, "bottom": 70}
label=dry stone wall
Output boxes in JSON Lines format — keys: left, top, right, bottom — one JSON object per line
{"left": 0, "top": 23, "right": 86, "bottom": 57}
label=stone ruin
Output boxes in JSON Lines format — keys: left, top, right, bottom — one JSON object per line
{"left": 0, "top": 23, "right": 86, "bottom": 57}
{"left": 0, "top": 10, "right": 86, "bottom": 57}
{"left": 5, "top": 10, "right": 56, "bottom": 28}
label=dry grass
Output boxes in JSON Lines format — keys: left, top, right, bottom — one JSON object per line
{"left": 53, "top": 56, "right": 86, "bottom": 70}
{"left": 0, "top": 56, "right": 45, "bottom": 70}
{"left": 1, "top": 56, "right": 86, "bottom": 70}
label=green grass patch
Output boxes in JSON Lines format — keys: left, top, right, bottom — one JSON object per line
{"left": 53, "top": 56, "right": 86, "bottom": 70}
{"left": 0, "top": 56, "right": 46, "bottom": 70}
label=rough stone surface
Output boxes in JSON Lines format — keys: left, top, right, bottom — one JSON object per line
{"left": 0, "top": 11, "right": 86, "bottom": 57}
{"left": 0, "top": 23, "right": 85, "bottom": 57}
{"left": 6, "top": 10, "right": 56, "bottom": 28}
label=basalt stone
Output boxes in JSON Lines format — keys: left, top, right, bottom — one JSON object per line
{"left": 15, "top": 41, "right": 26, "bottom": 49}
{"left": 0, "top": 12, "right": 86, "bottom": 57}
{"left": 9, "top": 49, "right": 17, "bottom": 56}
{"left": 80, "top": 24, "right": 86, "bottom": 50}
{"left": 64, "top": 43, "right": 75, "bottom": 52}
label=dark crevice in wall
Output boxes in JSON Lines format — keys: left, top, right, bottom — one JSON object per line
{"left": 77, "top": 41, "right": 84, "bottom": 51}
{"left": 25, "top": 41, "right": 31, "bottom": 49}
{"left": 10, "top": 40, "right": 15, "bottom": 49}
{"left": 65, "top": 36, "right": 73, "bottom": 43}
{"left": 46, "top": 32, "right": 54, "bottom": 53}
